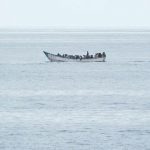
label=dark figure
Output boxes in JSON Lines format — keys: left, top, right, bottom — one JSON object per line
{"left": 76, "top": 55, "right": 80, "bottom": 59}
{"left": 86, "top": 51, "right": 89, "bottom": 58}
{"left": 87, "top": 51, "right": 89, "bottom": 56}
{"left": 102, "top": 52, "right": 106, "bottom": 58}
{"left": 98, "top": 53, "right": 102, "bottom": 58}
{"left": 80, "top": 56, "right": 82, "bottom": 61}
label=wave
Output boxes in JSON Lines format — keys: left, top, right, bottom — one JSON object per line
{"left": 0, "top": 89, "right": 149, "bottom": 97}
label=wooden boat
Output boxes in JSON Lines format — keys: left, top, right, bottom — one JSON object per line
{"left": 43, "top": 51, "right": 106, "bottom": 62}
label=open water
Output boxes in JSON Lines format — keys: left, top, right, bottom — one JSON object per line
{"left": 0, "top": 29, "right": 150, "bottom": 150}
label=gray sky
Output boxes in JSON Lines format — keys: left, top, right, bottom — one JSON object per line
{"left": 0, "top": 0, "right": 150, "bottom": 28}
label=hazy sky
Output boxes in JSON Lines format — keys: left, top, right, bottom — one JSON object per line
{"left": 0, "top": 0, "right": 150, "bottom": 28}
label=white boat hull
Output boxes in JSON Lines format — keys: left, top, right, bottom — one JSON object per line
{"left": 43, "top": 51, "right": 106, "bottom": 62}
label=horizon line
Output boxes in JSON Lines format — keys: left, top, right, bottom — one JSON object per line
{"left": 0, "top": 26, "right": 150, "bottom": 32}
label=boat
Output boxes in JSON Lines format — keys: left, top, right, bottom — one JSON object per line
{"left": 43, "top": 51, "right": 106, "bottom": 62}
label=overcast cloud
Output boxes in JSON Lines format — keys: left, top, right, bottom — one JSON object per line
{"left": 0, "top": 0, "right": 150, "bottom": 28}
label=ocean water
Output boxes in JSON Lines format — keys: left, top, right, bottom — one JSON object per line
{"left": 0, "top": 29, "right": 150, "bottom": 150}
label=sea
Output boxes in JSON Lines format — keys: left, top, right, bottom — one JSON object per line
{"left": 0, "top": 29, "right": 150, "bottom": 150}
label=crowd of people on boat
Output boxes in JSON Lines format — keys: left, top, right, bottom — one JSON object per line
{"left": 57, "top": 51, "right": 106, "bottom": 60}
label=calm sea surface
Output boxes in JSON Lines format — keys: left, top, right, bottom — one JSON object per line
{"left": 0, "top": 29, "right": 150, "bottom": 150}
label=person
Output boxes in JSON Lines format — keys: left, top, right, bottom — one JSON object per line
{"left": 102, "top": 52, "right": 106, "bottom": 58}
{"left": 86, "top": 51, "right": 89, "bottom": 58}
{"left": 80, "top": 56, "right": 82, "bottom": 61}
{"left": 98, "top": 53, "right": 102, "bottom": 58}
{"left": 95, "top": 53, "right": 98, "bottom": 58}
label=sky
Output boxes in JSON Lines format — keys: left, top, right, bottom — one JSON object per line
{"left": 0, "top": 0, "right": 150, "bottom": 28}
